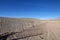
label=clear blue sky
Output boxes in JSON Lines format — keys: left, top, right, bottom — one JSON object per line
{"left": 0, "top": 0, "right": 60, "bottom": 19}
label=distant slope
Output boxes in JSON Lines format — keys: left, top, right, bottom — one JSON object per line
{"left": 0, "top": 17, "right": 47, "bottom": 40}
{"left": 0, "top": 17, "right": 45, "bottom": 33}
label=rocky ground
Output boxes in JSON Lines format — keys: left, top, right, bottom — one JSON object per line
{"left": 0, "top": 17, "right": 60, "bottom": 40}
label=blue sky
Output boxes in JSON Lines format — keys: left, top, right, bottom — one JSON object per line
{"left": 0, "top": 0, "right": 60, "bottom": 19}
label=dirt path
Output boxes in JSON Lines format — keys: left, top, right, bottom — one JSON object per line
{"left": 46, "top": 21, "right": 60, "bottom": 40}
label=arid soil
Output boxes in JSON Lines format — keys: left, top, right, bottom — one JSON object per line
{"left": 0, "top": 17, "right": 60, "bottom": 40}
{"left": 46, "top": 20, "right": 60, "bottom": 40}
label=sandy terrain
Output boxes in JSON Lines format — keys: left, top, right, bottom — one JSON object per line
{"left": 46, "top": 21, "right": 60, "bottom": 40}
{"left": 0, "top": 17, "right": 60, "bottom": 40}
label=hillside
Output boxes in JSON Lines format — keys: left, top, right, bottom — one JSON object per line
{"left": 0, "top": 17, "right": 60, "bottom": 40}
